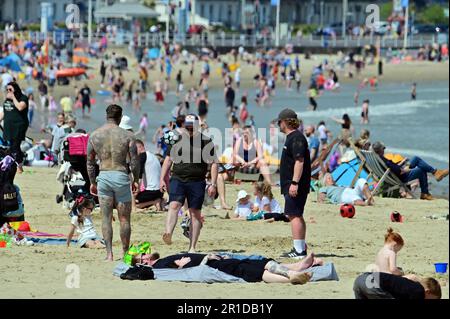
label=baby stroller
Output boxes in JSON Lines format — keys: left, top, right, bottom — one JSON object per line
{"left": 56, "top": 133, "right": 93, "bottom": 209}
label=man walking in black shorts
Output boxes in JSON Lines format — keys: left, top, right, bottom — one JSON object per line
{"left": 160, "top": 114, "right": 218, "bottom": 253}
{"left": 79, "top": 83, "right": 91, "bottom": 117}
{"left": 277, "top": 109, "right": 311, "bottom": 259}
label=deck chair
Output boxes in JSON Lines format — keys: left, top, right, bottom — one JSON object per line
{"left": 357, "top": 149, "right": 415, "bottom": 198}
{"left": 311, "top": 139, "right": 341, "bottom": 177}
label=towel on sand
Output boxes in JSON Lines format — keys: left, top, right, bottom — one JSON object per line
{"left": 28, "top": 237, "right": 77, "bottom": 245}
{"left": 113, "top": 260, "right": 339, "bottom": 283}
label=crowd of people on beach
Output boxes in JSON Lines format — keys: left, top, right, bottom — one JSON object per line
{"left": 0, "top": 31, "right": 448, "bottom": 297}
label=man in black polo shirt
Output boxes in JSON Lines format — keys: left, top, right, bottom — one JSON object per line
{"left": 277, "top": 109, "right": 311, "bottom": 259}
{"left": 160, "top": 114, "right": 218, "bottom": 253}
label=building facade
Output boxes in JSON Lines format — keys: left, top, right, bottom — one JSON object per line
{"left": 191, "top": 0, "right": 390, "bottom": 31}
{"left": 0, "top": 0, "right": 100, "bottom": 24}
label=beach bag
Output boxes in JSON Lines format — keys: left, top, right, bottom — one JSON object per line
{"left": 120, "top": 265, "right": 154, "bottom": 281}
{"left": 63, "top": 134, "right": 89, "bottom": 162}
{"left": 0, "top": 170, "right": 19, "bottom": 214}
{"left": 123, "top": 242, "right": 152, "bottom": 266}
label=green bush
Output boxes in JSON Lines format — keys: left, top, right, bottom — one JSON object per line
{"left": 417, "top": 4, "right": 449, "bottom": 25}
{"left": 293, "top": 24, "right": 319, "bottom": 35}
{"left": 26, "top": 23, "right": 41, "bottom": 32}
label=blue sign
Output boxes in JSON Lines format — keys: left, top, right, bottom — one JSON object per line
{"left": 401, "top": 0, "right": 409, "bottom": 8}
{"left": 271, "top": 0, "right": 279, "bottom": 6}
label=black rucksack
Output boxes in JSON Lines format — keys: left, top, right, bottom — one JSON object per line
{"left": 0, "top": 152, "right": 19, "bottom": 214}
{"left": 0, "top": 165, "right": 19, "bottom": 214}
{"left": 120, "top": 266, "right": 154, "bottom": 281}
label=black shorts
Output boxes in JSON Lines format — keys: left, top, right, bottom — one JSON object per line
{"left": 284, "top": 193, "right": 308, "bottom": 217}
{"left": 207, "top": 258, "right": 273, "bottom": 283}
{"left": 169, "top": 178, "right": 206, "bottom": 210}
{"left": 136, "top": 190, "right": 164, "bottom": 203}
{"left": 82, "top": 100, "right": 91, "bottom": 110}
{"left": 309, "top": 97, "right": 317, "bottom": 109}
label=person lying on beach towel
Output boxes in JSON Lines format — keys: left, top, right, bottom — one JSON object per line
{"left": 318, "top": 173, "right": 374, "bottom": 206}
{"left": 130, "top": 252, "right": 324, "bottom": 284}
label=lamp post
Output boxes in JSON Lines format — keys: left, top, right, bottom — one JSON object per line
{"left": 166, "top": 1, "right": 170, "bottom": 42}
{"left": 320, "top": 1, "right": 324, "bottom": 28}
{"left": 275, "top": 0, "right": 281, "bottom": 47}
{"left": 88, "top": 0, "right": 92, "bottom": 44}
{"left": 342, "top": 0, "right": 347, "bottom": 40}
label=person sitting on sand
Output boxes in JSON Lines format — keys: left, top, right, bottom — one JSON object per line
{"left": 372, "top": 141, "right": 449, "bottom": 200}
{"left": 253, "top": 182, "right": 289, "bottom": 222}
{"left": 232, "top": 190, "right": 254, "bottom": 220}
{"left": 135, "top": 140, "right": 165, "bottom": 211}
{"left": 133, "top": 252, "right": 324, "bottom": 285}
{"left": 67, "top": 196, "right": 105, "bottom": 249}
{"left": 375, "top": 228, "right": 404, "bottom": 276}
{"left": 318, "top": 173, "right": 374, "bottom": 206}
{"left": 233, "top": 125, "right": 272, "bottom": 184}
{"left": 354, "top": 272, "right": 441, "bottom": 299}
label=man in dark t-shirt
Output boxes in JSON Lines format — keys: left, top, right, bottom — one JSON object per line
{"left": 277, "top": 109, "right": 311, "bottom": 259}
{"left": 372, "top": 141, "right": 449, "bottom": 200}
{"left": 354, "top": 272, "right": 442, "bottom": 299}
{"left": 159, "top": 114, "right": 218, "bottom": 253}
{"left": 79, "top": 84, "right": 92, "bottom": 117}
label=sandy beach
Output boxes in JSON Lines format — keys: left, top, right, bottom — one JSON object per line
{"left": 0, "top": 167, "right": 447, "bottom": 299}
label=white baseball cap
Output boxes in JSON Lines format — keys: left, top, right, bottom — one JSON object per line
{"left": 236, "top": 190, "right": 249, "bottom": 203}
{"left": 119, "top": 115, "right": 133, "bottom": 130}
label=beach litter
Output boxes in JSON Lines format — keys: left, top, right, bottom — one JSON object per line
{"left": 424, "top": 214, "right": 449, "bottom": 221}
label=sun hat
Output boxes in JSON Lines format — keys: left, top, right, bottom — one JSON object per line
{"left": 119, "top": 115, "right": 133, "bottom": 130}
{"left": 236, "top": 190, "right": 249, "bottom": 203}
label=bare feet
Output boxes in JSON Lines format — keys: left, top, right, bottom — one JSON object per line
{"left": 296, "top": 253, "right": 315, "bottom": 271}
{"left": 188, "top": 249, "right": 196, "bottom": 254}
{"left": 17, "top": 166, "right": 24, "bottom": 174}
{"left": 289, "top": 272, "right": 312, "bottom": 285}
{"left": 162, "top": 233, "right": 172, "bottom": 245}
{"left": 312, "top": 257, "right": 324, "bottom": 267}
{"left": 105, "top": 254, "right": 114, "bottom": 262}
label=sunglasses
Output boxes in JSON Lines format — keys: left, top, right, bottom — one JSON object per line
{"left": 6, "top": 88, "right": 13, "bottom": 92}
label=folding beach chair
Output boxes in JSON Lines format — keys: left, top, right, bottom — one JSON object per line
{"left": 356, "top": 149, "right": 415, "bottom": 198}
{"left": 311, "top": 138, "right": 341, "bottom": 177}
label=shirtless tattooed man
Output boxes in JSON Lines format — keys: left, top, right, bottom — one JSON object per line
{"left": 87, "top": 104, "right": 140, "bottom": 261}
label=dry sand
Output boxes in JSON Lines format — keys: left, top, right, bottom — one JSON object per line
{"left": 0, "top": 167, "right": 448, "bottom": 299}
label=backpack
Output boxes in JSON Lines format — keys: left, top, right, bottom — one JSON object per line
{"left": 0, "top": 163, "right": 19, "bottom": 214}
